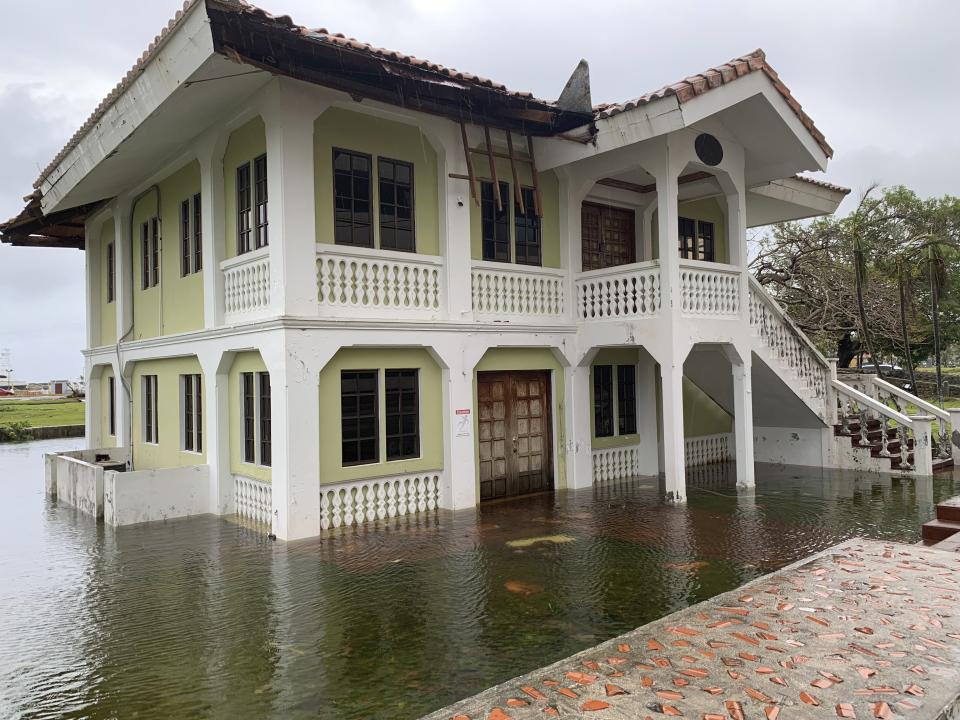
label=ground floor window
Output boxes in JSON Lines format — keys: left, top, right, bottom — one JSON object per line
{"left": 341, "top": 368, "right": 420, "bottom": 466}
{"left": 593, "top": 364, "right": 638, "bottom": 438}
{"left": 107, "top": 376, "right": 116, "bottom": 437}
{"left": 241, "top": 371, "right": 271, "bottom": 466}
{"left": 181, "top": 374, "right": 202, "bottom": 453}
{"left": 142, "top": 375, "right": 158, "bottom": 444}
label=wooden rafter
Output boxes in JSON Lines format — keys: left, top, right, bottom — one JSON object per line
{"left": 506, "top": 130, "right": 524, "bottom": 215}
{"left": 483, "top": 124, "right": 502, "bottom": 211}
{"left": 526, "top": 135, "right": 543, "bottom": 218}
{"left": 459, "top": 122, "right": 480, "bottom": 207}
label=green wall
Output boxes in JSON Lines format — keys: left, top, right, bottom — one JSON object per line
{"left": 314, "top": 108, "right": 440, "bottom": 255}
{"left": 652, "top": 197, "right": 728, "bottom": 263}
{"left": 130, "top": 160, "right": 204, "bottom": 340}
{"left": 223, "top": 116, "right": 266, "bottom": 261}
{"left": 683, "top": 377, "right": 732, "bottom": 436}
{"left": 318, "top": 348, "right": 443, "bottom": 484}
{"left": 469, "top": 150, "right": 561, "bottom": 268}
{"left": 474, "top": 348, "right": 566, "bottom": 491}
{"left": 228, "top": 351, "right": 271, "bottom": 483}
{"left": 131, "top": 356, "right": 206, "bottom": 470}
{"left": 97, "top": 218, "right": 117, "bottom": 347}
{"left": 589, "top": 348, "right": 643, "bottom": 450}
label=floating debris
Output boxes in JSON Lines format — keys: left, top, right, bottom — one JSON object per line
{"left": 663, "top": 560, "right": 709, "bottom": 572}
{"left": 504, "top": 580, "right": 544, "bottom": 596}
{"left": 506, "top": 534, "right": 576, "bottom": 548}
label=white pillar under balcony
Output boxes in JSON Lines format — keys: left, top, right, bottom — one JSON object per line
{"left": 438, "top": 126, "right": 474, "bottom": 322}
{"left": 637, "top": 352, "right": 659, "bottom": 471}
{"left": 435, "top": 338, "right": 481, "bottom": 509}
{"left": 260, "top": 80, "right": 322, "bottom": 318}
{"left": 652, "top": 142, "right": 681, "bottom": 316}
{"left": 112, "top": 357, "right": 131, "bottom": 451}
{"left": 84, "top": 358, "right": 99, "bottom": 448}
{"left": 566, "top": 363, "right": 593, "bottom": 490}
{"left": 730, "top": 350, "right": 755, "bottom": 488}
{"left": 199, "top": 349, "right": 233, "bottom": 515}
{"left": 198, "top": 132, "right": 228, "bottom": 328}
{"left": 659, "top": 358, "right": 687, "bottom": 502}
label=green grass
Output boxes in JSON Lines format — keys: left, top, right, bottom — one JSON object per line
{"left": 0, "top": 398, "right": 85, "bottom": 428}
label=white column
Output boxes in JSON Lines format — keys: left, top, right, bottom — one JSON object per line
{"left": 659, "top": 360, "right": 686, "bottom": 502}
{"left": 198, "top": 133, "right": 227, "bottom": 329}
{"left": 84, "top": 359, "right": 99, "bottom": 448}
{"left": 636, "top": 352, "right": 659, "bottom": 471}
{"left": 439, "top": 127, "right": 474, "bottom": 322}
{"left": 112, "top": 357, "right": 131, "bottom": 450}
{"left": 434, "top": 338, "right": 482, "bottom": 509}
{"left": 732, "top": 352, "right": 755, "bottom": 487}
{"left": 910, "top": 416, "right": 935, "bottom": 477}
{"left": 653, "top": 140, "right": 681, "bottom": 316}
{"left": 264, "top": 330, "right": 336, "bottom": 540}
{"left": 199, "top": 349, "right": 233, "bottom": 515}
{"left": 260, "top": 80, "right": 322, "bottom": 318}
{"left": 565, "top": 363, "right": 593, "bottom": 489}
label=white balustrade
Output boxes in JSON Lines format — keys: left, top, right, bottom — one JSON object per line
{"left": 222, "top": 248, "right": 271, "bottom": 321}
{"left": 316, "top": 245, "right": 443, "bottom": 318}
{"left": 684, "top": 433, "right": 732, "bottom": 467}
{"left": 748, "top": 276, "right": 829, "bottom": 414}
{"left": 319, "top": 471, "right": 442, "bottom": 530}
{"left": 234, "top": 475, "right": 272, "bottom": 527}
{"left": 679, "top": 260, "right": 740, "bottom": 317}
{"left": 575, "top": 260, "right": 660, "bottom": 320}
{"left": 592, "top": 444, "right": 643, "bottom": 483}
{"left": 471, "top": 261, "right": 566, "bottom": 319}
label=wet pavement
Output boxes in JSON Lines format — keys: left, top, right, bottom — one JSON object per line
{"left": 423, "top": 539, "right": 960, "bottom": 720}
{"left": 2, "top": 439, "right": 959, "bottom": 720}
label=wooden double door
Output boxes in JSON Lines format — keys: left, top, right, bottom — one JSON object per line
{"left": 477, "top": 371, "right": 553, "bottom": 501}
{"left": 581, "top": 202, "right": 636, "bottom": 271}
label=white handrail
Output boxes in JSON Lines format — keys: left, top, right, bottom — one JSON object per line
{"left": 576, "top": 259, "right": 660, "bottom": 281}
{"left": 870, "top": 375, "right": 949, "bottom": 422}
{"left": 315, "top": 243, "right": 443, "bottom": 266}
{"left": 220, "top": 245, "right": 269, "bottom": 271}
{"left": 749, "top": 275, "right": 830, "bottom": 369}
{"left": 832, "top": 379, "right": 913, "bottom": 427}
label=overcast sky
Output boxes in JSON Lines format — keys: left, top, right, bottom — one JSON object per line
{"left": 1, "top": 0, "right": 958, "bottom": 381}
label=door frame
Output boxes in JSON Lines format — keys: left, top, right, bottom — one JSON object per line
{"left": 476, "top": 369, "right": 554, "bottom": 501}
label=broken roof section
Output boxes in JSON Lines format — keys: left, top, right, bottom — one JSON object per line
{"left": 3, "top": 0, "right": 843, "bottom": 248}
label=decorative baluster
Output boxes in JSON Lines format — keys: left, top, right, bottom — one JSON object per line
{"left": 899, "top": 426, "right": 913, "bottom": 470}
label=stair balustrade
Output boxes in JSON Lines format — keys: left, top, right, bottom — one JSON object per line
{"left": 832, "top": 379, "right": 935, "bottom": 475}
{"left": 574, "top": 260, "right": 661, "bottom": 320}
{"left": 748, "top": 277, "right": 830, "bottom": 417}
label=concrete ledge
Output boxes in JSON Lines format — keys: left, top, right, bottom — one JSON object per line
{"left": 104, "top": 464, "right": 211, "bottom": 526}
{"left": 26, "top": 424, "right": 85, "bottom": 441}
{"left": 422, "top": 539, "right": 960, "bottom": 720}
{"left": 44, "top": 447, "right": 129, "bottom": 519}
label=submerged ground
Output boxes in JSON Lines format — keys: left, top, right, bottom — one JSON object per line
{"left": 1, "top": 439, "right": 957, "bottom": 720}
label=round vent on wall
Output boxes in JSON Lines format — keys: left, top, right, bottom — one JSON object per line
{"left": 695, "top": 133, "right": 723, "bottom": 166}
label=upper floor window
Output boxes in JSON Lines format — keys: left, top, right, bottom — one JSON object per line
{"left": 334, "top": 149, "right": 373, "bottom": 248}
{"left": 237, "top": 155, "right": 268, "bottom": 255}
{"left": 142, "top": 374, "right": 159, "bottom": 444}
{"left": 241, "top": 371, "right": 271, "bottom": 466}
{"left": 106, "top": 242, "right": 115, "bottom": 303}
{"left": 594, "top": 364, "right": 638, "bottom": 438}
{"left": 181, "top": 373, "right": 202, "bottom": 453}
{"left": 140, "top": 217, "right": 159, "bottom": 289}
{"left": 678, "top": 216, "right": 715, "bottom": 262}
{"left": 180, "top": 193, "right": 202, "bottom": 276}
{"left": 481, "top": 181, "right": 510, "bottom": 263}
{"left": 481, "top": 181, "right": 541, "bottom": 266}
{"left": 378, "top": 158, "right": 415, "bottom": 252}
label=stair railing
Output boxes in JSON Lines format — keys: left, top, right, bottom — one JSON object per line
{"left": 832, "top": 379, "right": 935, "bottom": 475}
{"left": 748, "top": 277, "right": 831, "bottom": 418}
{"left": 865, "top": 376, "right": 952, "bottom": 461}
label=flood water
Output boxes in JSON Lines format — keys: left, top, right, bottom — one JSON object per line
{"left": 2, "top": 439, "right": 957, "bottom": 720}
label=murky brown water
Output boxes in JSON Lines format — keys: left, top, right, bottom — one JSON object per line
{"left": 1, "top": 439, "right": 956, "bottom": 719}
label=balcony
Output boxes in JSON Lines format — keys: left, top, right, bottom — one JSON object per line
{"left": 221, "top": 247, "right": 271, "bottom": 324}
{"left": 574, "top": 260, "right": 661, "bottom": 320}
{"left": 678, "top": 259, "right": 740, "bottom": 318}
{"left": 471, "top": 261, "right": 567, "bottom": 323}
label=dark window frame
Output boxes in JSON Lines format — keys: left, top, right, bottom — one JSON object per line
{"left": 143, "top": 374, "right": 159, "bottom": 444}
{"left": 340, "top": 369, "right": 379, "bottom": 466}
{"left": 106, "top": 242, "right": 115, "bottom": 303}
{"left": 385, "top": 369, "right": 420, "bottom": 461}
{"left": 242, "top": 372, "right": 256, "bottom": 464}
{"left": 617, "top": 364, "right": 637, "bottom": 435}
{"left": 253, "top": 154, "right": 268, "bottom": 250}
{"left": 182, "top": 373, "right": 202, "bottom": 453}
{"left": 237, "top": 162, "right": 252, "bottom": 255}
{"left": 193, "top": 192, "right": 203, "bottom": 272}
{"left": 697, "top": 220, "right": 715, "bottom": 262}
{"left": 180, "top": 198, "right": 191, "bottom": 277}
{"left": 481, "top": 180, "right": 511, "bottom": 262}
{"left": 108, "top": 376, "right": 116, "bottom": 436}
{"left": 333, "top": 148, "right": 374, "bottom": 248}
{"left": 678, "top": 216, "right": 697, "bottom": 260}
{"left": 593, "top": 365, "right": 614, "bottom": 438}
{"left": 140, "top": 219, "right": 160, "bottom": 289}
{"left": 258, "top": 371, "right": 271, "bottom": 467}
{"left": 377, "top": 157, "right": 416, "bottom": 252}
{"left": 514, "top": 186, "right": 542, "bottom": 266}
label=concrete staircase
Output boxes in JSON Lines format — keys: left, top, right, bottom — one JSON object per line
{"left": 922, "top": 496, "right": 960, "bottom": 547}
{"left": 834, "top": 416, "right": 954, "bottom": 475}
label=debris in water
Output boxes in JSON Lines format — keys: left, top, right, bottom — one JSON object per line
{"left": 505, "top": 580, "right": 544, "bottom": 596}
{"left": 506, "top": 534, "right": 576, "bottom": 548}
{"left": 663, "top": 561, "right": 709, "bottom": 572}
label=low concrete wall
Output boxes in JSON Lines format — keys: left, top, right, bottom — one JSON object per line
{"left": 26, "top": 424, "right": 85, "bottom": 441}
{"left": 753, "top": 426, "right": 827, "bottom": 466}
{"left": 44, "top": 447, "right": 131, "bottom": 520}
{"left": 104, "top": 464, "right": 211, "bottom": 527}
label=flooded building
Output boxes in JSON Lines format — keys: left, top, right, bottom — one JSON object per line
{"left": 3, "top": 0, "right": 954, "bottom": 540}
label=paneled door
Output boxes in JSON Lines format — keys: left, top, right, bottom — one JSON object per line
{"left": 477, "top": 371, "right": 553, "bottom": 501}
{"left": 581, "top": 202, "right": 636, "bottom": 271}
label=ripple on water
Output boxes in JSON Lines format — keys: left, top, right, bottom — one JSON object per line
{"left": 0, "top": 442, "right": 956, "bottom": 719}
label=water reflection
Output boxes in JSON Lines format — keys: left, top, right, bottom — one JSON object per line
{"left": 1, "top": 441, "right": 956, "bottom": 720}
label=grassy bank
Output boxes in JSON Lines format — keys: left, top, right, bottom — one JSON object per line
{"left": 0, "top": 398, "right": 85, "bottom": 431}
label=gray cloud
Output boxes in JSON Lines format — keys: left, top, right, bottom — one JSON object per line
{"left": 2, "top": 0, "right": 958, "bottom": 380}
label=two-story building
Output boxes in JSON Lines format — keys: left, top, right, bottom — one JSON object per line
{"left": 8, "top": 0, "right": 953, "bottom": 541}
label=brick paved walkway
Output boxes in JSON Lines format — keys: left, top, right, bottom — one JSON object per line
{"left": 422, "top": 539, "right": 960, "bottom": 720}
